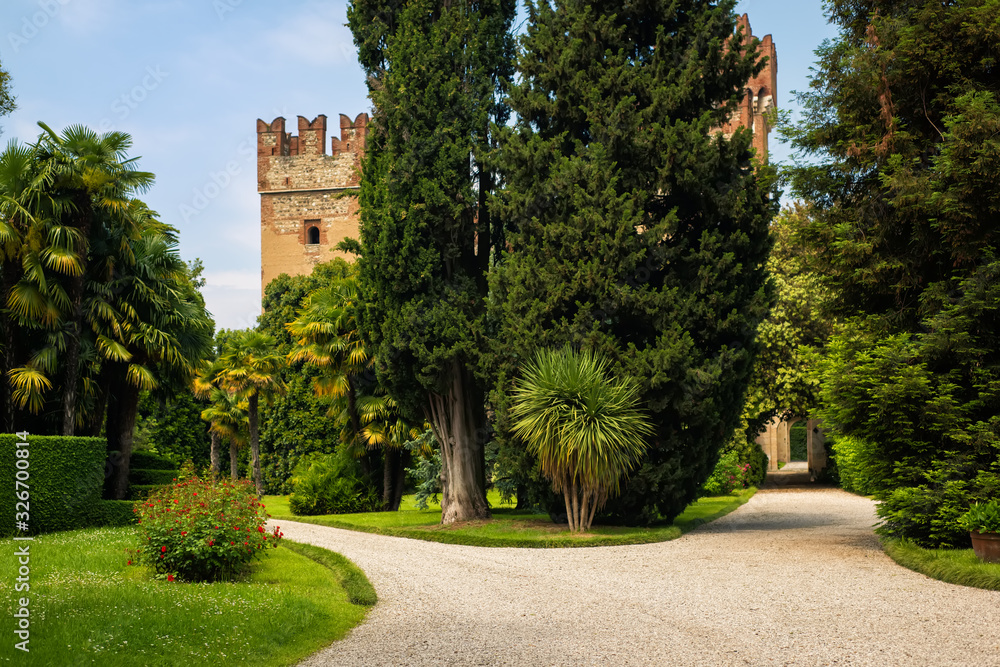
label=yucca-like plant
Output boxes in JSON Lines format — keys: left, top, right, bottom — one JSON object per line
{"left": 510, "top": 346, "right": 653, "bottom": 532}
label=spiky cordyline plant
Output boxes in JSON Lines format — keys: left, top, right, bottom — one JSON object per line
{"left": 510, "top": 346, "right": 653, "bottom": 532}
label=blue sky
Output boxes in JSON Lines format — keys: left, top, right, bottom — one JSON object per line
{"left": 0, "top": 0, "right": 838, "bottom": 330}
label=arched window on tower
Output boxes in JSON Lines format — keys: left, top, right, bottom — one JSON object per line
{"left": 306, "top": 224, "right": 320, "bottom": 245}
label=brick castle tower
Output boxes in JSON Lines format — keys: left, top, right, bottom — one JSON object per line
{"left": 256, "top": 113, "right": 369, "bottom": 294}
{"left": 257, "top": 16, "right": 774, "bottom": 294}
{"left": 720, "top": 14, "right": 777, "bottom": 161}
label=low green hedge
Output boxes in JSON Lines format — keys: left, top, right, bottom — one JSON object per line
{"left": 129, "top": 468, "right": 179, "bottom": 486}
{"left": 130, "top": 451, "right": 177, "bottom": 469}
{"left": 94, "top": 500, "right": 138, "bottom": 527}
{"left": 126, "top": 484, "right": 163, "bottom": 500}
{"left": 0, "top": 434, "right": 107, "bottom": 535}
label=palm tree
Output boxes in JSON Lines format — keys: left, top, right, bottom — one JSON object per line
{"left": 509, "top": 346, "right": 654, "bottom": 532}
{"left": 287, "top": 278, "right": 420, "bottom": 510}
{"left": 95, "top": 227, "right": 214, "bottom": 498}
{"left": 30, "top": 123, "right": 154, "bottom": 435}
{"left": 217, "top": 330, "right": 285, "bottom": 495}
{"left": 200, "top": 387, "right": 249, "bottom": 480}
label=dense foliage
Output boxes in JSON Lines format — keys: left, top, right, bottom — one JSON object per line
{"left": 257, "top": 264, "right": 353, "bottom": 494}
{"left": 489, "top": 0, "right": 777, "bottom": 524}
{"left": 134, "top": 477, "right": 282, "bottom": 581}
{"left": 0, "top": 126, "right": 213, "bottom": 499}
{"left": 510, "top": 347, "right": 652, "bottom": 531}
{"left": 348, "top": 0, "right": 516, "bottom": 522}
{"left": 134, "top": 391, "right": 211, "bottom": 470}
{"left": 784, "top": 0, "right": 1000, "bottom": 546}
{"left": 288, "top": 451, "right": 381, "bottom": 516}
{"left": 0, "top": 434, "right": 131, "bottom": 534}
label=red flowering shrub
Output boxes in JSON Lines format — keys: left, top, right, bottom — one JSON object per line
{"left": 135, "top": 476, "right": 283, "bottom": 582}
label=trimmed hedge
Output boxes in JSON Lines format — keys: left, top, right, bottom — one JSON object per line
{"left": 130, "top": 451, "right": 177, "bottom": 469}
{"left": 95, "top": 500, "right": 138, "bottom": 528}
{"left": 1, "top": 434, "right": 106, "bottom": 535}
{"left": 126, "top": 484, "right": 163, "bottom": 500}
{"left": 129, "top": 468, "right": 179, "bottom": 486}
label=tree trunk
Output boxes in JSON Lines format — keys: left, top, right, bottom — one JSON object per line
{"left": 210, "top": 431, "right": 221, "bottom": 476}
{"left": 427, "top": 360, "right": 489, "bottom": 523}
{"left": 249, "top": 391, "right": 263, "bottom": 495}
{"left": 230, "top": 440, "right": 239, "bottom": 479}
{"left": 60, "top": 320, "right": 81, "bottom": 436}
{"left": 382, "top": 447, "right": 408, "bottom": 511}
{"left": 103, "top": 362, "right": 140, "bottom": 500}
{"left": 111, "top": 386, "right": 141, "bottom": 500}
{"left": 0, "top": 258, "right": 19, "bottom": 433}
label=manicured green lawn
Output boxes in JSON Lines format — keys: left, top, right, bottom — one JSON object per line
{"left": 0, "top": 526, "right": 373, "bottom": 665}
{"left": 883, "top": 539, "right": 1000, "bottom": 591}
{"left": 263, "top": 488, "right": 756, "bottom": 548}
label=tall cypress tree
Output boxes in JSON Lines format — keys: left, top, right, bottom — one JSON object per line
{"left": 489, "top": 0, "right": 777, "bottom": 524}
{"left": 348, "top": 0, "right": 515, "bottom": 522}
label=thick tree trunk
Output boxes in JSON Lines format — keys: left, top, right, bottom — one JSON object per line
{"left": 230, "top": 440, "right": 239, "bottom": 479}
{"left": 210, "top": 431, "right": 221, "bottom": 476}
{"left": 427, "top": 360, "right": 489, "bottom": 524}
{"left": 382, "top": 448, "right": 408, "bottom": 511}
{"left": 60, "top": 321, "right": 81, "bottom": 436}
{"left": 111, "top": 387, "right": 141, "bottom": 500}
{"left": 249, "top": 391, "right": 263, "bottom": 495}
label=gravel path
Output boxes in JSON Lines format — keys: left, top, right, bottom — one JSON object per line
{"left": 281, "top": 489, "right": 1000, "bottom": 667}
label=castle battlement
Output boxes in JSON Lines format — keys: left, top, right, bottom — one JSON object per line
{"left": 257, "top": 112, "right": 370, "bottom": 293}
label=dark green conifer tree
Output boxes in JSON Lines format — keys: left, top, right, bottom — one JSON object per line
{"left": 489, "top": 0, "right": 777, "bottom": 524}
{"left": 784, "top": 0, "right": 1000, "bottom": 547}
{"left": 348, "top": 0, "right": 515, "bottom": 522}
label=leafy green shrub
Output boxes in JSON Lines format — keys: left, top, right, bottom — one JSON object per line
{"left": 831, "top": 435, "right": 888, "bottom": 496}
{"left": 790, "top": 424, "right": 808, "bottom": 461}
{"left": 135, "top": 477, "right": 282, "bottom": 581}
{"left": 129, "top": 469, "right": 179, "bottom": 486}
{"left": 127, "top": 484, "right": 163, "bottom": 500}
{"left": 288, "top": 452, "right": 380, "bottom": 516}
{"left": 875, "top": 455, "right": 999, "bottom": 548}
{"left": 130, "top": 451, "right": 178, "bottom": 469}
{"left": 959, "top": 500, "right": 1000, "bottom": 534}
{"left": 701, "top": 450, "right": 748, "bottom": 496}
{"left": 0, "top": 435, "right": 107, "bottom": 535}
{"left": 97, "top": 500, "right": 139, "bottom": 528}
{"left": 405, "top": 429, "right": 441, "bottom": 510}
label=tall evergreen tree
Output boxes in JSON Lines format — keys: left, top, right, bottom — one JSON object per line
{"left": 784, "top": 0, "right": 1000, "bottom": 546}
{"left": 489, "top": 0, "right": 777, "bottom": 524}
{"left": 348, "top": 0, "right": 515, "bottom": 522}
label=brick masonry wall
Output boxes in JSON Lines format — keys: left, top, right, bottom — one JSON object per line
{"left": 258, "top": 114, "right": 368, "bottom": 294}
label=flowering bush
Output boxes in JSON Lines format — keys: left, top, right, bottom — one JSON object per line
{"left": 134, "top": 476, "right": 282, "bottom": 582}
{"left": 701, "top": 450, "right": 751, "bottom": 496}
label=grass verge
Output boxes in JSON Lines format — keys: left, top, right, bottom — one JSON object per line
{"left": 263, "top": 488, "right": 756, "bottom": 548}
{"left": 0, "top": 526, "right": 372, "bottom": 665}
{"left": 883, "top": 538, "right": 1000, "bottom": 591}
{"left": 280, "top": 539, "right": 377, "bottom": 606}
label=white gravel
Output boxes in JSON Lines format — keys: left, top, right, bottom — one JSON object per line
{"left": 279, "top": 489, "right": 1000, "bottom": 667}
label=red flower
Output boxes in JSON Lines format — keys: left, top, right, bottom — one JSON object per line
{"left": 257, "top": 526, "right": 264, "bottom": 533}
{"left": 244, "top": 541, "right": 249, "bottom": 546}
{"left": 161, "top": 546, "right": 167, "bottom": 553}
{"left": 127, "top": 560, "right": 132, "bottom": 566}
{"left": 181, "top": 532, "right": 187, "bottom": 536}
{"left": 230, "top": 541, "right": 235, "bottom": 545}
{"left": 208, "top": 540, "right": 214, "bottom": 546}
{"left": 167, "top": 574, "right": 175, "bottom": 582}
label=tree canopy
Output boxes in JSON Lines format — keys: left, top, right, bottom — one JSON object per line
{"left": 488, "top": 0, "right": 777, "bottom": 524}
{"left": 783, "top": 0, "right": 1000, "bottom": 546}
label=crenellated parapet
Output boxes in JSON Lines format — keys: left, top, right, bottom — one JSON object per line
{"left": 257, "top": 112, "right": 370, "bottom": 294}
